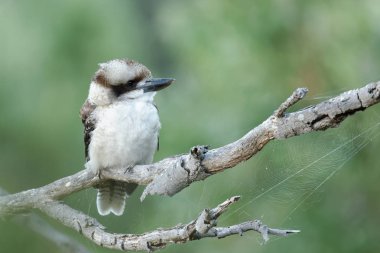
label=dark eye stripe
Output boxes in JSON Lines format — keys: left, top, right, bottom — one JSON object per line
{"left": 110, "top": 70, "right": 150, "bottom": 97}
{"left": 111, "top": 78, "right": 141, "bottom": 97}
{"left": 127, "top": 78, "right": 139, "bottom": 85}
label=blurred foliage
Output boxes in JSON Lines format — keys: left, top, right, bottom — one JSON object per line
{"left": 1, "top": 0, "right": 380, "bottom": 252}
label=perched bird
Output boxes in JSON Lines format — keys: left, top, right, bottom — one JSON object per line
{"left": 80, "top": 59, "right": 174, "bottom": 216}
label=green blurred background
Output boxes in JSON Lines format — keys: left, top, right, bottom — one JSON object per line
{"left": 1, "top": 0, "right": 380, "bottom": 252}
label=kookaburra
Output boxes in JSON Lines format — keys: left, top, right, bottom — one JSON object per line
{"left": 80, "top": 59, "right": 174, "bottom": 216}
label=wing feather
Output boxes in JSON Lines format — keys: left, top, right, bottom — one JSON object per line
{"left": 80, "top": 100, "right": 96, "bottom": 161}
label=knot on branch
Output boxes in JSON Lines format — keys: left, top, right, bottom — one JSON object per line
{"left": 187, "top": 145, "right": 209, "bottom": 181}
{"left": 140, "top": 145, "right": 210, "bottom": 201}
{"left": 190, "top": 145, "right": 208, "bottom": 159}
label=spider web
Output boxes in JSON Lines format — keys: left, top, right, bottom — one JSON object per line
{"left": 218, "top": 110, "right": 380, "bottom": 227}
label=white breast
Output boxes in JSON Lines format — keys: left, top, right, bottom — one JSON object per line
{"left": 88, "top": 100, "right": 160, "bottom": 170}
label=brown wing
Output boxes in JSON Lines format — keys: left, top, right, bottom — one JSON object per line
{"left": 80, "top": 99, "right": 97, "bottom": 161}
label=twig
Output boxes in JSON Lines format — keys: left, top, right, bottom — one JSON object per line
{"left": 273, "top": 87, "right": 309, "bottom": 117}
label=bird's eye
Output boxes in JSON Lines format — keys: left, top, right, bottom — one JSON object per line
{"left": 127, "top": 79, "right": 138, "bottom": 86}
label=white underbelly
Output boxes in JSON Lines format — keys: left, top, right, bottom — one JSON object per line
{"left": 88, "top": 101, "right": 160, "bottom": 170}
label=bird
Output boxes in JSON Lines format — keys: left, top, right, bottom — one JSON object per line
{"left": 80, "top": 59, "right": 174, "bottom": 216}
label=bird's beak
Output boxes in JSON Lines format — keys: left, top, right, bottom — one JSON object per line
{"left": 141, "top": 78, "right": 175, "bottom": 93}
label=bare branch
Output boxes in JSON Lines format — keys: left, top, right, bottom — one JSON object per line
{"left": 0, "top": 169, "right": 97, "bottom": 216}
{"left": 38, "top": 196, "right": 298, "bottom": 252}
{"left": 139, "top": 81, "right": 380, "bottom": 198}
{"left": 0, "top": 81, "right": 379, "bottom": 251}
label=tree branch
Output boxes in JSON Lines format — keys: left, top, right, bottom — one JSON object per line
{"left": 0, "top": 81, "right": 379, "bottom": 250}
{"left": 38, "top": 196, "right": 299, "bottom": 251}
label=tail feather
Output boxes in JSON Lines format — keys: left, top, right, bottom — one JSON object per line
{"left": 97, "top": 180, "right": 133, "bottom": 216}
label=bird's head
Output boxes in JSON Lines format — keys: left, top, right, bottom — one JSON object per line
{"left": 88, "top": 59, "right": 174, "bottom": 105}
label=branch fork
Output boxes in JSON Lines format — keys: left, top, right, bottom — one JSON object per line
{"left": 189, "top": 196, "right": 299, "bottom": 243}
